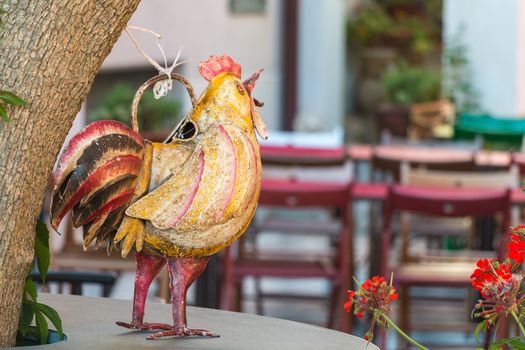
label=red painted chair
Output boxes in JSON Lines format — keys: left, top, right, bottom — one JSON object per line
{"left": 380, "top": 184, "right": 511, "bottom": 345}
{"left": 372, "top": 146, "right": 476, "bottom": 182}
{"left": 362, "top": 148, "right": 478, "bottom": 276}
{"left": 220, "top": 178, "right": 353, "bottom": 332}
{"left": 260, "top": 144, "right": 347, "bottom": 167}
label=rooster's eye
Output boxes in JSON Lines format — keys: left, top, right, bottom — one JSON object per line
{"left": 234, "top": 81, "right": 245, "bottom": 95}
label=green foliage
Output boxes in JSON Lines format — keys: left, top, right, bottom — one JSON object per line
{"left": 88, "top": 82, "right": 181, "bottom": 131}
{"left": 347, "top": 0, "right": 441, "bottom": 55}
{"left": 488, "top": 337, "right": 525, "bottom": 350}
{"left": 473, "top": 319, "right": 487, "bottom": 342}
{"left": 35, "top": 221, "right": 50, "bottom": 283}
{"left": 442, "top": 31, "right": 481, "bottom": 113}
{"left": 347, "top": 3, "right": 392, "bottom": 46}
{"left": 382, "top": 61, "right": 441, "bottom": 105}
{"left": 0, "top": 90, "right": 27, "bottom": 122}
{"left": 17, "top": 221, "right": 64, "bottom": 345}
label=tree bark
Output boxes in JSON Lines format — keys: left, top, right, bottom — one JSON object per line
{"left": 0, "top": 1, "right": 141, "bottom": 346}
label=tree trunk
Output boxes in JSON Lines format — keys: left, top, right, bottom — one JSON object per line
{"left": 0, "top": 1, "right": 141, "bottom": 346}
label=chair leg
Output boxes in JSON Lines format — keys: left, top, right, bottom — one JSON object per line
{"left": 337, "top": 284, "right": 352, "bottom": 333}
{"left": 379, "top": 326, "right": 388, "bottom": 350}
{"left": 234, "top": 280, "right": 243, "bottom": 312}
{"left": 369, "top": 209, "right": 384, "bottom": 276}
{"left": 399, "top": 284, "right": 410, "bottom": 345}
{"left": 327, "top": 282, "right": 338, "bottom": 329}
{"left": 254, "top": 277, "right": 264, "bottom": 315}
{"left": 220, "top": 247, "right": 235, "bottom": 311}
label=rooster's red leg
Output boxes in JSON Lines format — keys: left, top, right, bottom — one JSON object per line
{"left": 147, "top": 256, "right": 218, "bottom": 339}
{"left": 116, "top": 252, "right": 170, "bottom": 330}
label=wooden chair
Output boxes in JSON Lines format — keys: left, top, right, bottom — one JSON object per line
{"left": 371, "top": 146, "right": 476, "bottom": 183}
{"left": 220, "top": 151, "right": 353, "bottom": 332}
{"left": 364, "top": 147, "right": 476, "bottom": 276}
{"left": 454, "top": 113, "right": 525, "bottom": 151}
{"left": 380, "top": 184, "right": 511, "bottom": 345}
{"left": 402, "top": 163, "right": 520, "bottom": 225}
{"left": 397, "top": 165, "right": 520, "bottom": 346}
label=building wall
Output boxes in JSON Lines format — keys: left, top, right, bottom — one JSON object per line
{"left": 444, "top": 0, "right": 525, "bottom": 117}
{"left": 296, "top": 0, "right": 347, "bottom": 132}
{"left": 102, "top": 0, "right": 282, "bottom": 130}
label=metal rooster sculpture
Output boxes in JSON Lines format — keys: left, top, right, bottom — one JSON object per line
{"left": 50, "top": 55, "right": 267, "bottom": 339}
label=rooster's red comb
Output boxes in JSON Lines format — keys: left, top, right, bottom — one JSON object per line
{"left": 199, "top": 55, "right": 241, "bottom": 81}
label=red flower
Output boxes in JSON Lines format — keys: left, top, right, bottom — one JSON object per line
{"left": 343, "top": 301, "right": 352, "bottom": 313}
{"left": 471, "top": 257, "right": 524, "bottom": 326}
{"left": 508, "top": 231, "right": 525, "bottom": 264}
{"left": 344, "top": 290, "right": 355, "bottom": 313}
{"left": 471, "top": 258, "right": 512, "bottom": 297}
{"left": 364, "top": 335, "right": 369, "bottom": 341}
{"left": 344, "top": 275, "right": 398, "bottom": 342}
{"left": 390, "top": 289, "right": 398, "bottom": 301}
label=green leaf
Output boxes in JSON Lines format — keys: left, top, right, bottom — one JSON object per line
{"left": 18, "top": 302, "right": 34, "bottom": 336}
{"left": 30, "top": 302, "right": 63, "bottom": 338}
{"left": 0, "top": 104, "right": 9, "bottom": 122}
{"left": 0, "top": 91, "right": 27, "bottom": 106}
{"left": 34, "top": 221, "right": 50, "bottom": 282}
{"left": 488, "top": 342, "right": 504, "bottom": 350}
{"left": 33, "top": 309, "right": 49, "bottom": 345}
{"left": 500, "top": 337, "right": 525, "bottom": 350}
{"left": 488, "top": 338, "right": 525, "bottom": 350}
{"left": 24, "top": 277, "right": 38, "bottom": 302}
{"left": 474, "top": 320, "right": 487, "bottom": 342}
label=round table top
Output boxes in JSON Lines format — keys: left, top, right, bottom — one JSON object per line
{"left": 11, "top": 293, "right": 377, "bottom": 350}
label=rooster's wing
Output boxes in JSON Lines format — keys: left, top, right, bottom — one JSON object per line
{"left": 126, "top": 123, "right": 257, "bottom": 234}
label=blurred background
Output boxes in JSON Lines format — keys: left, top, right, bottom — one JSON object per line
{"left": 43, "top": 1, "right": 525, "bottom": 349}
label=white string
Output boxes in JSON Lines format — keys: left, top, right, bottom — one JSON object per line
{"left": 125, "top": 25, "right": 188, "bottom": 99}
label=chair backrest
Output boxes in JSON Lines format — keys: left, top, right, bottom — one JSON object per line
{"left": 260, "top": 145, "right": 347, "bottom": 167}
{"left": 401, "top": 163, "right": 519, "bottom": 189}
{"left": 259, "top": 179, "right": 351, "bottom": 209}
{"left": 380, "top": 133, "right": 481, "bottom": 151}
{"left": 385, "top": 185, "right": 510, "bottom": 220}
{"left": 512, "top": 153, "right": 525, "bottom": 177}
{"left": 31, "top": 270, "right": 118, "bottom": 297}
{"left": 380, "top": 184, "right": 511, "bottom": 276}
{"left": 372, "top": 145, "right": 476, "bottom": 182}
{"left": 454, "top": 113, "right": 525, "bottom": 151}
{"left": 401, "top": 163, "right": 519, "bottom": 225}
{"left": 260, "top": 145, "right": 352, "bottom": 183}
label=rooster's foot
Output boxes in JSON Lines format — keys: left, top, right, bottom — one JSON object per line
{"left": 147, "top": 326, "right": 219, "bottom": 339}
{"left": 116, "top": 321, "right": 172, "bottom": 331}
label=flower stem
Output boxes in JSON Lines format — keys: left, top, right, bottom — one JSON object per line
{"left": 382, "top": 314, "right": 429, "bottom": 350}
{"left": 511, "top": 310, "right": 525, "bottom": 338}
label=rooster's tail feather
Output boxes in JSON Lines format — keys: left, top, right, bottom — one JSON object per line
{"left": 50, "top": 120, "right": 144, "bottom": 252}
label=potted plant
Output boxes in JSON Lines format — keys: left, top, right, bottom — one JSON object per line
{"left": 88, "top": 82, "right": 181, "bottom": 142}
{"left": 347, "top": 0, "right": 442, "bottom": 116}
{"left": 376, "top": 61, "right": 441, "bottom": 141}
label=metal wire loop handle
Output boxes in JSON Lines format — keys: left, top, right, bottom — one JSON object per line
{"left": 131, "top": 73, "right": 197, "bottom": 133}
